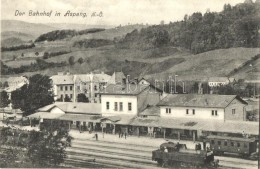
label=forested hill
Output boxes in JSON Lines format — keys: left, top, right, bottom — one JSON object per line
{"left": 117, "top": 1, "right": 260, "bottom": 54}
{"left": 35, "top": 28, "right": 105, "bottom": 42}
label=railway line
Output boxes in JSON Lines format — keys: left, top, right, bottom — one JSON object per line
{"left": 65, "top": 138, "right": 258, "bottom": 169}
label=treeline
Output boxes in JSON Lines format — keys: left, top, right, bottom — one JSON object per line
{"left": 117, "top": 1, "right": 260, "bottom": 53}
{"left": 35, "top": 28, "right": 105, "bottom": 42}
{"left": 1, "top": 43, "right": 35, "bottom": 52}
{"left": 1, "top": 59, "right": 66, "bottom": 75}
{"left": 42, "top": 50, "right": 71, "bottom": 59}
{"left": 73, "top": 39, "right": 113, "bottom": 48}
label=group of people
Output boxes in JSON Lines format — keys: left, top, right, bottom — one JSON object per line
{"left": 119, "top": 131, "right": 127, "bottom": 139}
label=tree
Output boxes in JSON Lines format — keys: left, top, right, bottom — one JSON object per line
{"left": 27, "top": 122, "right": 72, "bottom": 167}
{"left": 68, "top": 56, "right": 75, "bottom": 65}
{"left": 43, "top": 52, "right": 49, "bottom": 59}
{"left": 77, "top": 93, "right": 89, "bottom": 102}
{"left": 11, "top": 74, "right": 54, "bottom": 115}
{"left": 13, "top": 55, "right": 17, "bottom": 61}
{"left": 64, "top": 95, "right": 71, "bottom": 102}
{"left": 3, "top": 81, "right": 9, "bottom": 88}
{"left": 0, "top": 91, "right": 10, "bottom": 107}
{"left": 78, "top": 57, "right": 84, "bottom": 64}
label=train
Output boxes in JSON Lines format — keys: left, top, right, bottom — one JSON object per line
{"left": 152, "top": 142, "right": 219, "bottom": 168}
{"left": 206, "top": 135, "right": 258, "bottom": 160}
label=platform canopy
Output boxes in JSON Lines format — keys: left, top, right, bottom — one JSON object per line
{"left": 27, "top": 112, "right": 64, "bottom": 119}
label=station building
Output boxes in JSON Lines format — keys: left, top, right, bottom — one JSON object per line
{"left": 28, "top": 84, "right": 258, "bottom": 141}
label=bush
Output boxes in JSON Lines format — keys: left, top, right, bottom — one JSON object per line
{"left": 68, "top": 56, "right": 75, "bottom": 65}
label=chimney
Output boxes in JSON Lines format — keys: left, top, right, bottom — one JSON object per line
{"left": 126, "top": 75, "right": 130, "bottom": 84}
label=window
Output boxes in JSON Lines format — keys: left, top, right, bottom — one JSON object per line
{"left": 212, "top": 110, "right": 218, "bottom": 116}
{"left": 106, "top": 102, "right": 109, "bottom": 110}
{"left": 94, "top": 85, "right": 97, "bottom": 91}
{"left": 217, "top": 141, "right": 221, "bottom": 145}
{"left": 119, "top": 102, "right": 123, "bottom": 111}
{"left": 211, "top": 140, "right": 215, "bottom": 145}
{"left": 128, "top": 102, "right": 132, "bottom": 111}
{"left": 166, "top": 108, "right": 171, "bottom": 114}
{"left": 70, "top": 86, "right": 73, "bottom": 91}
{"left": 237, "top": 143, "right": 240, "bottom": 147}
{"left": 224, "top": 141, "right": 227, "bottom": 146}
{"left": 60, "top": 86, "right": 63, "bottom": 91}
{"left": 169, "top": 108, "right": 171, "bottom": 114}
{"left": 65, "top": 86, "right": 68, "bottom": 91}
{"left": 192, "top": 109, "right": 195, "bottom": 115}
{"left": 186, "top": 109, "right": 189, "bottom": 115}
{"left": 232, "top": 109, "right": 236, "bottom": 115}
{"left": 60, "top": 94, "right": 63, "bottom": 100}
{"left": 114, "top": 102, "right": 118, "bottom": 111}
{"left": 70, "top": 94, "right": 73, "bottom": 99}
{"left": 230, "top": 142, "right": 234, "bottom": 146}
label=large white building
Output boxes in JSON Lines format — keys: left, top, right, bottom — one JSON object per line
{"left": 100, "top": 83, "right": 161, "bottom": 117}
{"left": 157, "top": 94, "right": 248, "bottom": 122}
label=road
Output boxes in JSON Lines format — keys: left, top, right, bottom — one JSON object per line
{"left": 65, "top": 138, "right": 258, "bottom": 169}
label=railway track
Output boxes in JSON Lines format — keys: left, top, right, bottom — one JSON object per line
{"left": 65, "top": 138, "right": 258, "bottom": 169}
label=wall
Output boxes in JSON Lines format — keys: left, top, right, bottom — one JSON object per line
{"left": 101, "top": 95, "right": 137, "bottom": 116}
{"left": 224, "top": 98, "right": 246, "bottom": 121}
{"left": 160, "top": 106, "right": 225, "bottom": 121}
{"left": 56, "top": 84, "right": 74, "bottom": 101}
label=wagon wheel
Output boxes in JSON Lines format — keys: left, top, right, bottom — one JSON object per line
{"left": 157, "top": 159, "right": 163, "bottom": 167}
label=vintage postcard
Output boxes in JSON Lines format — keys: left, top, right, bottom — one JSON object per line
{"left": 0, "top": 0, "right": 259, "bottom": 168}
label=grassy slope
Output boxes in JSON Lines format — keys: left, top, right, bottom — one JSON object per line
{"left": 1, "top": 20, "right": 57, "bottom": 38}
{"left": 3, "top": 42, "right": 259, "bottom": 82}
{"left": 1, "top": 31, "right": 35, "bottom": 42}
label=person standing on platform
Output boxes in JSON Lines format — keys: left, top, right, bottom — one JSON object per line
{"left": 124, "top": 132, "right": 127, "bottom": 139}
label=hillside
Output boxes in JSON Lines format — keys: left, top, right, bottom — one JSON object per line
{"left": 1, "top": 31, "right": 34, "bottom": 42}
{"left": 1, "top": 20, "right": 57, "bottom": 38}
{"left": 1, "top": 37, "right": 27, "bottom": 47}
{"left": 117, "top": 2, "right": 260, "bottom": 54}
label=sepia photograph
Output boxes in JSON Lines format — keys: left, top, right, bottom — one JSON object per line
{"left": 0, "top": 0, "right": 259, "bottom": 168}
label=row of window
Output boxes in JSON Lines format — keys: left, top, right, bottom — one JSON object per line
{"left": 60, "top": 85, "right": 73, "bottom": 91}
{"left": 165, "top": 108, "right": 222, "bottom": 116}
{"left": 186, "top": 109, "right": 195, "bottom": 115}
{"left": 60, "top": 94, "right": 73, "bottom": 100}
{"left": 106, "top": 102, "right": 132, "bottom": 111}
{"left": 211, "top": 140, "right": 247, "bottom": 148}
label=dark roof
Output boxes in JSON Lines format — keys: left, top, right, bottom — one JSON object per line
{"left": 58, "top": 114, "right": 101, "bottom": 122}
{"left": 139, "top": 106, "right": 160, "bottom": 116}
{"left": 207, "top": 135, "right": 256, "bottom": 142}
{"left": 109, "top": 72, "right": 126, "bottom": 84}
{"left": 157, "top": 94, "right": 247, "bottom": 108}
{"left": 100, "top": 84, "right": 149, "bottom": 95}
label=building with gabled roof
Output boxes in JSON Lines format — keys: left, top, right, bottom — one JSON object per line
{"left": 157, "top": 94, "right": 247, "bottom": 121}
{"left": 208, "top": 77, "right": 235, "bottom": 87}
{"left": 100, "top": 83, "right": 161, "bottom": 117}
{"left": 50, "top": 72, "right": 112, "bottom": 103}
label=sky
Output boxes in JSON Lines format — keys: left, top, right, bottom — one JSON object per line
{"left": 1, "top": 0, "right": 245, "bottom": 25}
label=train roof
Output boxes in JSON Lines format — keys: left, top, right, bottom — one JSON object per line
{"left": 207, "top": 135, "right": 256, "bottom": 142}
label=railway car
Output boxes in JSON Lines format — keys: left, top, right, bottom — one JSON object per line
{"left": 152, "top": 142, "right": 218, "bottom": 168}
{"left": 207, "top": 135, "right": 258, "bottom": 160}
